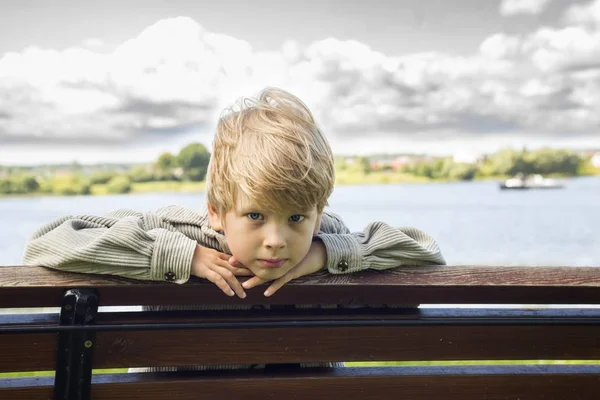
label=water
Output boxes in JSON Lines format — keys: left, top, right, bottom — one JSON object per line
{"left": 1, "top": 177, "right": 599, "bottom": 266}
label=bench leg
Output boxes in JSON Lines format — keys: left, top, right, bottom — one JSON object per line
{"left": 53, "top": 289, "right": 99, "bottom": 400}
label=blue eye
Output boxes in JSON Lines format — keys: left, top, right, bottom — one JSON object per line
{"left": 247, "top": 213, "right": 262, "bottom": 220}
{"left": 289, "top": 215, "right": 305, "bottom": 223}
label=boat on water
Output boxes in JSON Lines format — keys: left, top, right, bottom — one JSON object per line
{"left": 500, "top": 173, "right": 565, "bottom": 190}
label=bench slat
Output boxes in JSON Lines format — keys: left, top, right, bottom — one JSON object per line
{"left": 4, "top": 307, "right": 600, "bottom": 326}
{"left": 2, "top": 366, "right": 600, "bottom": 400}
{"left": 2, "top": 265, "right": 600, "bottom": 307}
{"left": 2, "top": 309, "right": 599, "bottom": 372}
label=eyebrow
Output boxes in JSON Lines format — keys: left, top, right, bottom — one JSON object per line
{"left": 236, "top": 205, "right": 314, "bottom": 215}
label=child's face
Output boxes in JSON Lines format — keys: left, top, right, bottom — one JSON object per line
{"left": 208, "top": 191, "right": 322, "bottom": 281}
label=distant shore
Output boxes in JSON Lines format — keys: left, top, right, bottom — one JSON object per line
{"left": 2, "top": 172, "right": 599, "bottom": 199}
{"left": 0, "top": 172, "right": 447, "bottom": 199}
{"left": 3, "top": 146, "right": 599, "bottom": 198}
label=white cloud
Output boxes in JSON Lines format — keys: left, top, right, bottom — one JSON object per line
{"left": 499, "top": 0, "right": 553, "bottom": 16}
{"left": 479, "top": 33, "right": 522, "bottom": 59}
{"left": 82, "top": 38, "right": 104, "bottom": 48}
{"left": 0, "top": 17, "right": 254, "bottom": 143}
{"left": 1, "top": 12, "right": 599, "bottom": 163}
{"left": 522, "top": 27, "right": 600, "bottom": 73}
{"left": 563, "top": 0, "right": 600, "bottom": 28}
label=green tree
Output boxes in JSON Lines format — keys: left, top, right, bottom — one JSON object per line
{"left": 155, "top": 152, "right": 176, "bottom": 170}
{"left": 429, "top": 158, "right": 452, "bottom": 179}
{"left": 153, "top": 152, "right": 178, "bottom": 181}
{"left": 90, "top": 171, "right": 119, "bottom": 185}
{"left": 578, "top": 155, "right": 600, "bottom": 175}
{"left": 0, "top": 174, "right": 42, "bottom": 195}
{"left": 345, "top": 156, "right": 371, "bottom": 175}
{"left": 177, "top": 143, "right": 211, "bottom": 181}
{"left": 10, "top": 175, "right": 40, "bottom": 193}
{"left": 411, "top": 161, "right": 434, "bottom": 178}
{"left": 47, "top": 175, "right": 91, "bottom": 196}
{"left": 525, "top": 148, "right": 581, "bottom": 175}
{"left": 128, "top": 167, "right": 154, "bottom": 183}
{"left": 480, "top": 148, "right": 522, "bottom": 176}
{"left": 152, "top": 152, "right": 178, "bottom": 181}
{"left": 334, "top": 156, "right": 349, "bottom": 172}
{"left": 0, "top": 179, "right": 12, "bottom": 194}
{"left": 106, "top": 176, "right": 132, "bottom": 194}
{"left": 447, "top": 163, "right": 477, "bottom": 181}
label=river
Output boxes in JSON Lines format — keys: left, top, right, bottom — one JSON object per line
{"left": 1, "top": 177, "right": 599, "bottom": 266}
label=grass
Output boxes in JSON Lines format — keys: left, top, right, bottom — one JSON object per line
{"left": 86, "top": 173, "right": 434, "bottom": 197}
{"left": 5, "top": 169, "right": 600, "bottom": 198}
{"left": 131, "top": 181, "right": 205, "bottom": 194}
{"left": 335, "top": 171, "right": 433, "bottom": 185}
{"left": 97, "top": 173, "right": 434, "bottom": 195}
{"left": 579, "top": 164, "right": 600, "bottom": 176}
{"left": 90, "top": 180, "right": 205, "bottom": 195}
{"left": 3, "top": 360, "right": 600, "bottom": 378}
{"left": 347, "top": 360, "right": 600, "bottom": 367}
{"left": 0, "top": 369, "right": 127, "bottom": 378}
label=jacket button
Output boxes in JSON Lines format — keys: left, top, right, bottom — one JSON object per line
{"left": 337, "top": 261, "right": 349, "bottom": 271}
{"left": 164, "top": 271, "right": 176, "bottom": 282}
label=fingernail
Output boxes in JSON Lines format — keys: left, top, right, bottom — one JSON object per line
{"left": 241, "top": 292, "right": 246, "bottom": 299}
{"left": 229, "top": 290, "right": 235, "bottom": 296}
{"left": 263, "top": 290, "right": 271, "bottom": 297}
{"left": 242, "top": 282, "right": 249, "bottom": 288}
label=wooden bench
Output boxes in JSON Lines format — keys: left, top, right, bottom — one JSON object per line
{"left": 1, "top": 264, "right": 600, "bottom": 399}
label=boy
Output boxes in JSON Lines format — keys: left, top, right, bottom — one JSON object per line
{"left": 23, "top": 87, "right": 445, "bottom": 370}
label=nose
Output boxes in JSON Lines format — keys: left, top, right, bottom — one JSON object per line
{"left": 263, "top": 223, "right": 286, "bottom": 250}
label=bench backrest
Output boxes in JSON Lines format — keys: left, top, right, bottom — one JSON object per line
{"left": 1, "top": 265, "right": 600, "bottom": 399}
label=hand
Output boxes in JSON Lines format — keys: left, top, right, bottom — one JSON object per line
{"left": 191, "top": 244, "right": 253, "bottom": 298}
{"left": 237, "top": 240, "right": 327, "bottom": 297}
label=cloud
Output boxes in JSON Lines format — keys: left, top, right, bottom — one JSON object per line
{"left": 499, "top": 0, "right": 553, "bottom": 16}
{"left": 0, "top": 17, "right": 252, "bottom": 144}
{"left": 82, "top": 38, "right": 104, "bottom": 48}
{"left": 1, "top": 12, "right": 599, "bottom": 154}
{"left": 563, "top": 0, "right": 600, "bottom": 28}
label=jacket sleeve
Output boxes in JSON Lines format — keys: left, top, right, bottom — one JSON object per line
{"left": 22, "top": 209, "right": 199, "bottom": 284}
{"left": 316, "top": 211, "right": 446, "bottom": 274}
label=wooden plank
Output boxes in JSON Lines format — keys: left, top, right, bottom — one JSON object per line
{"left": 2, "top": 265, "right": 600, "bottom": 308}
{"left": 6, "top": 307, "right": 600, "bottom": 327}
{"left": 2, "top": 366, "right": 600, "bottom": 400}
{"left": 88, "top": 325, "right": 600, "bottom": 367}
{"left": 2, "top": 309, "right": 599, "bottom": 372}
{"left": 0, "top": 333, "right": 55, "bottom": 372}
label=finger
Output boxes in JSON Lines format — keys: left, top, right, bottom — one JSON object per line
{"left": 228, "top": 256, "right": 247, "bottom": 270}
{"left": 264, "top": 274, "right": 293, "bottom": 297}
{"left": 233, "top": 268, "right": 254, "bottom": 277}
{"left": 211, "top": 265, "right": 247, "bottom": 299}
{"left": 215, "top": 258, "right": 238, "bottom": 272}
{"left": 242, "top": 276, "right": 267, "bottom": 290}
{"left": 219, "top": 252, "right": 232, "bottom": 261}
{"left": 204, "top": 270, "right": 235, "bottom": 297}
{"left": 215, "top": 259, "right": 252, "bottom": 276}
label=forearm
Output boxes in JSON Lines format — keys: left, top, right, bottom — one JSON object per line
{"left": 318, "top": 222, "right": 446, "bottom": 274}
{"left": 23, "top": 214, "right": 198, "bottom": 283}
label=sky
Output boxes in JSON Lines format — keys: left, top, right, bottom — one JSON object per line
{"left": 0, "top": 0, "right": 599, "bottom": 165}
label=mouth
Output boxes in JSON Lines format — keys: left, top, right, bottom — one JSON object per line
{"left": 258, "top": 259, "right": 288, "bottom": 268}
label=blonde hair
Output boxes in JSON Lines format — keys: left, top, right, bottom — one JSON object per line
{"left": 206, "top": 87, "right": 335, "bottom": 216}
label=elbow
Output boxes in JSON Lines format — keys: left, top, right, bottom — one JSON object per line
{"left": 22, "top": 242, "right": 52, "bottom": 267}
{"left": 22, "top": 243, "right": 41, "bottom": 266}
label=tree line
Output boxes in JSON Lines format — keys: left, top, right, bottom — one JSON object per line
{"left": 0, "top": 146, "right": 598, "bottom": 196}
{"left": 0, "top": 143, "right": 210, "bottom": 196}
{"left": 340, "top": 148, "right": 596, "bottom": 181}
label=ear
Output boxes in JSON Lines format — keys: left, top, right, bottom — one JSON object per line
{"left": 207, "top": 203, "right": 224, "bottom": 232}
{"left": 312, "top": 212, "right": 323, "bottom": 235}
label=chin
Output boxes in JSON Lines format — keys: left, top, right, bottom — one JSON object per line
{"left": 254, "top": 267, "right": 291, "bottom": 281}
